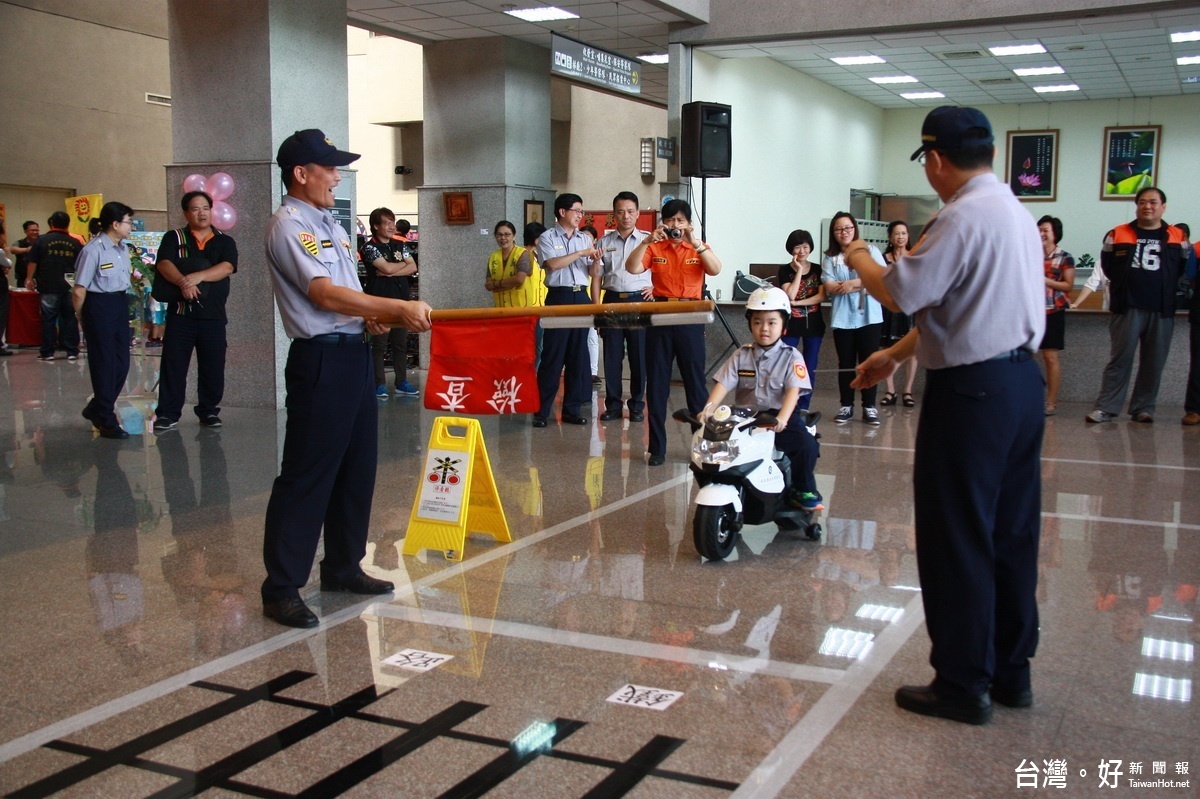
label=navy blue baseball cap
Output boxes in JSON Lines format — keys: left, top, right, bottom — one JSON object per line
{"left": 276, "top": 129, "right": 360, "bottom": 168}
{"left": 909, "top": 106, "right": 994, "bottom": 161}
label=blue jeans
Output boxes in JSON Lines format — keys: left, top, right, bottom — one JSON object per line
{"left": 39, "top": 290, "right": 80, "bottom": 357}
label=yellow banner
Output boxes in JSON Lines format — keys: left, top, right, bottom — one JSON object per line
{"left": 65, "top": 194, "right": 102, "bottom": 242}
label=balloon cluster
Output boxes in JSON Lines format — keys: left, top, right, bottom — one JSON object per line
{"left": 181, "top": 172, "right": 238, "bottom": 230}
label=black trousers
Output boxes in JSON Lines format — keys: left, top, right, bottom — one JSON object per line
{"left": 600, "top": 292, "right": 648, "bottom": 413}
{"left": 81, "top": 292, "right": 131, "bottom": 430}
{"left": 915, "top": 353, "right": 1044, "bottom": 697}
{"left": 536, "top": 287, "right": 591, "bottom": 419}
{"left": 261, "top": 336, "right": 377, "bottom": 603}
{"left": 833, "top": 324, "right": 881, "bottom": 407}
{"left": 645, "top": 322, "right": 707, "bottom": 457}
{"left": 155, "top": 314, "right": 227, "bottom": 421}
{"left": 1184, "top": 320, "right": 1200, "bottom": 415}
{"left": 40, "top": 290, "right": 81, "bottom": 357}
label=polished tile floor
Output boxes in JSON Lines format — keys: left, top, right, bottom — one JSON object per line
{"left": 0, "top": 349, "right": 1196, "bottom": 798}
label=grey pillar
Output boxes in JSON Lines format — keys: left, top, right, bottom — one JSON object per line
{"left": 165, "top": 0, "right": 351, "bottom": 409}
{"left": 417, "top": 37, "right": 556, "bottom": 369}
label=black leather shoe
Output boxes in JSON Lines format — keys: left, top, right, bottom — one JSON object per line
{"left": 98, "top": 426, "right": 130, "bottom": 440}
{"left": 895, "top": 683, "right": 993, "bottom": 725}
{"left": 990, "top": 686, "right": 1033, "bottom": 708}
{"left": 561, "top": 413, "right": 588, "bottom": 425}
{"left": 81, "top": 406, "right": 101, "bottom": 427}
{"left": 321, "top": 572, "right": 395, "bottom": 595}
{"left": 531, "top": 416, "right": 547, "bottom": 428}
{"left": 264, "top": 597, "right": 319, "bottom": 628}
{"left": 599, "top": 409, "right": 622, "bottom": 421}
{"left": 647, "top": 454, "right": 665, "bottom": 466}
{"left": 629, "top": 411, "right": 645, "bottom": 422}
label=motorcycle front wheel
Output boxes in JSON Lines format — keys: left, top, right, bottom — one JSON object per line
{"left": 694, "top": 504, "right": 741, "bottom": 561}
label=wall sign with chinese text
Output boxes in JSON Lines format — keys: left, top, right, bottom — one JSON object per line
{"left": 551, "top": 33, "right": 641, "bottom": 96}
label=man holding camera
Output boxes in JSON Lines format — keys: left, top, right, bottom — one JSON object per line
{"left": 626, "top": 199, "right": 722, "bottom": 465}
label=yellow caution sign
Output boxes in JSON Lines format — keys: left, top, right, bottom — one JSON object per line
{"left": 403, "top": 417, "right": 511, "bottom": 561}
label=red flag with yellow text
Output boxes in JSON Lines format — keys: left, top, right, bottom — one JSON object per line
{"left": 425, "top": 316, "right": 539, "bottom": 414}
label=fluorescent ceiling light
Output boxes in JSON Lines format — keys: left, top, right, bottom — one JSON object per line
{"left": 1170, "top": 30, "right": 1200, "bottom": 43}
{"left": 831, "top": 55, "right": 886, "bottom": 66}
{"left": 503, "top": 6, "right": 578, "bottom": 22}
{"left": 819, "top": 627, "right": 875, "bottom": 659}
{"left": 869, "top": 75, "right": 919, "bottom": 84}
{"left": 1014, "top": 66, "right": 1065, "bottom": 76}
{"left": 1033, "top": 83, "right": 1080, "bottom": 93}
{"left": 638, "top": 53, "right": 669, "bottom": 64}
{"left": 1177, "top": 55, "right": 1200, "bottom": 66}
{"left": 989, "top": 43, "right": 1047, "bottom": 56}
{"left": 855, "top": 604, "right": 905, "bottom": 623}
{"left": 901, "top": 91, "right": 945, "bottom": 99}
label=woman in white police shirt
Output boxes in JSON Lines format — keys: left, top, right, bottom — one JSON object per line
{"left": 72, "top": 202, "right": 135, "bottom": 439}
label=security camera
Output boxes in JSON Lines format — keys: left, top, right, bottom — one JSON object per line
{"left": 394, "top": 165, "right": 413, "bottom": 175}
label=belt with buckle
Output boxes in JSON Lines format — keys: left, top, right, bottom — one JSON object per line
{"left": 654, "top": 296, "right": 698, "bottom": 302}
{"left": 303, "top": 332, "right": 368, "bottom": 345}
{"left": 606, "top": 291, "right": 645, "bottom": 299}
{"left": 547, "top": 285, "right": 589, "bottom": 292}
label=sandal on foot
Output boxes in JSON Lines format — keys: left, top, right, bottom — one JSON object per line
{"left": 902, "top": 393, "right": 915, "bottom": 407}
{"left": 1044, "top": 402, "right": 1057, "bottom": 416}
{"left": 880, "top": 392, "right": 898, "bottom": 406}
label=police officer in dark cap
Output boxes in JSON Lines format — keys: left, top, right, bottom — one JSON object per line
{"left": 848, "top": 107, "right": 1045, "bottom": 724}
{"left": 261, "top": 129, "right": 432, "bottom": 629}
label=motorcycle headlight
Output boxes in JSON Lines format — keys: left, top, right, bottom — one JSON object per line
{"left": 693, "top": 437, "right": 739, "bottom": 464}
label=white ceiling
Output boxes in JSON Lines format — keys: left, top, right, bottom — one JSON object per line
{"left": 347, "top": 1, "right": 1200, "bottom": 109}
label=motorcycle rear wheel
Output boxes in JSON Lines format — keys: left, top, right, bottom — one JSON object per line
{"left": 694, "top": 504, "right": 741, "bottom": 561}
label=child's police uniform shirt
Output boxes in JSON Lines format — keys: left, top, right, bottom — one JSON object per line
{"left": 712, "top": 341, "right": 811, "bottom": 409}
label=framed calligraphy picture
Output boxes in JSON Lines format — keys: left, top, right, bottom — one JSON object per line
{"left": 443, "top": 191, "right": 474, "bottom": 225}
{"left": 524, "top": 200, "right": 544, "bottom": 226}
{"left": 1006, "top": 130, "right": 1058, "bottom": 202}
{"left": 1101, "top": 126, "right": 1161, "bottom": 200}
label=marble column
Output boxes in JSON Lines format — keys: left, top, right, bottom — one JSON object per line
{"left": 416, "top": 37, "right": 556, "bottom": 370}
{"left": 165, "top": 0, "right": 352, "bottom": 409}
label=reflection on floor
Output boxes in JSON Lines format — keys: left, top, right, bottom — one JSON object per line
{"left": 0, "top": 350, "right": 1196, "bottom": 797}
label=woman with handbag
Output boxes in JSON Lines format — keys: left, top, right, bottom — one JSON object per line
{"left": 779, "top": 229, "right": 825, "bottom": 410}
{"left": 151, "top": 191, "right": 238, "bottom": 431}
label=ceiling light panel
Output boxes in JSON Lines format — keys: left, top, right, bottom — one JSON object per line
{"left": 503, "top": 6, "right": 578, "bottom": 22}
{"left": 830, "top": 55, "right": 887, "bottom": 65}
{"left": 989, "top": 43, "right": 1048, "bottom": 56}
{"left": 1014, "top": 66, "right": 1066, "bottom": 76}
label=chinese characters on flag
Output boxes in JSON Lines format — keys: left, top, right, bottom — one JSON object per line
{"left": 425, "top": 316, "right": 539, "bottom": 415}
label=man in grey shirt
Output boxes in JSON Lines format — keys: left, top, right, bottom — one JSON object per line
{"left": 849, "top": 106, "right": 1045, "bottom": 725}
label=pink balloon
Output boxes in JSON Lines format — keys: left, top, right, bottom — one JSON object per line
{"left": 182, "top": 173, "right": 207, "bottom": 193}
{"left": 211, "top": 201, "right": 238, "bottom": 230}
{"left": 208, "top": 172, "right": 235, "bottom": 202}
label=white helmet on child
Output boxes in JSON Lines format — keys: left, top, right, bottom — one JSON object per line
{"left": 745, "top": 286, "right": 791, "bottom": 313}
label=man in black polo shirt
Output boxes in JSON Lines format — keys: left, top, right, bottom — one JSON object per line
{"left": 26, "top": 211, "right": 82, "bottom": 361}
{"left": 360, "top": 208, "right": 419, "bottom": 398}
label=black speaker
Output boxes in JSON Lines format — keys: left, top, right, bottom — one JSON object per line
{"left": 680, "top": 101, "right": 732, "bottom": 178}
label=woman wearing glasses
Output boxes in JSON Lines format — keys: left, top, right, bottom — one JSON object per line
{"left": 72, "top": 201, "right": 136, "bottom": 439}
{"left": 485, "top": 219, "right": 545, "bottom": 309}
{"left": 822, "top": 212, "right": 885, "bottom": 426}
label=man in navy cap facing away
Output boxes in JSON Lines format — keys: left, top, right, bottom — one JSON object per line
{"left": 261, "top": 129, "right": 432, "bottom": 629}
{"left": 848, "top": 107, "right": 1045, "bottom": 724}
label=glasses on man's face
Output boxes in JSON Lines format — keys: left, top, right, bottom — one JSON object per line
{"left": 568, "top": 207, "right": 584, "bottom": 214}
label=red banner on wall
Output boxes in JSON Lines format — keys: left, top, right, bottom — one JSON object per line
{"left": 425, "top": 316, "right": 539, "bottom": 415}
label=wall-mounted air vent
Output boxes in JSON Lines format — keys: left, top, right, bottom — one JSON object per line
{"left": 145, "top": 93, "right": 172, "bottom": 107}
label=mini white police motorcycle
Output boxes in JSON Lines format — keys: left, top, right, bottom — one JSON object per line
{"left": 674, "top": 405, "right": 821, "bottom": 561}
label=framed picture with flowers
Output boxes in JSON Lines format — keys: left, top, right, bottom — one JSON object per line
{"left": 1005, "top": 129, "right": 1058, "bottom": 202}
{"left": 1101, "top": 125, "right": 1161, "bottom": 200}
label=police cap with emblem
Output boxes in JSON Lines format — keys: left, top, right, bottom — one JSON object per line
{"left": 909, "top": 106, "right": 994, "bottom": 161}
{"left": 276, "top": 129, "right": 361, "bottom": 168}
